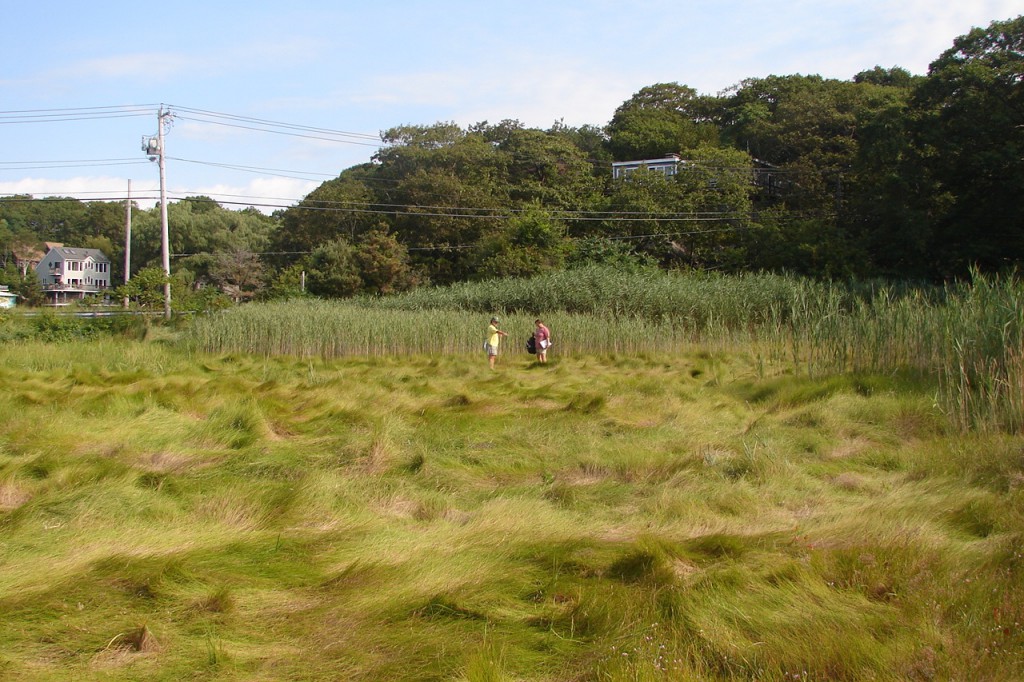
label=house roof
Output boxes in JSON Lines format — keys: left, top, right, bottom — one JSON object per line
{"left": 47, "top": 246, "right": 110, "bottom": 262}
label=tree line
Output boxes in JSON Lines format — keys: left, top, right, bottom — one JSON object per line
{"left": 2, "top": 16, "right": 1022, "bottom": 307}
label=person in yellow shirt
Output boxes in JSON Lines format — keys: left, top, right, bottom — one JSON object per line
{"left": 485, "top": 316, "right": 508, "bottom": 369}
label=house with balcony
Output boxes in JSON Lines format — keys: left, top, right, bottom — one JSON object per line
{"left": 611, "top": 154, "right": 682, "bottom": 180}
{"left": 34, "top": 245, "right": 112, "bottom": 306}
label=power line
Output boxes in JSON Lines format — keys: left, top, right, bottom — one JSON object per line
{"left": 168, "top": 105, "right": 380, "bottom": 141}
{"left": 0, "top": 159, "right": 152, "bottom": 171}
{"left": 0, "top": 189, "right": 773, "bottom": 223}
{"left": 0, "top": 104, "right": 157, "bottom": 125}
{"left": 0, "top": 104, "right": 158, "bottom": 115}
{"left": 167, "top": 156, "right": 337, "bottom": 182}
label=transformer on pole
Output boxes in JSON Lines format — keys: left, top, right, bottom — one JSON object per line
{"left": 142, "top": 106, "right": 172, "bottom": 319}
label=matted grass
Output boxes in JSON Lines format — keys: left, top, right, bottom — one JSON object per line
{"left": 0, "top": 340, "right": 1022, "bottom": 680}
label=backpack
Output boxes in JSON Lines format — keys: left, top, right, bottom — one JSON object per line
{"left": 525, "top": 336, "right": 536, "bottom": 354}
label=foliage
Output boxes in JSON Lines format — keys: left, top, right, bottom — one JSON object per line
{"left": 3, "top": 17, "right": 1024, "bottom": 288}
{"left": 189, "top": 267, "right": 1024, "bottom": 432}
{"left": 912, "top": 16, "right": 1024, "bottom": 276}
{"left": 305, "top": 230, "right": 417, "bottom": 298}
{"left": 115, "top": 266, "right": 170, "bottom": 310}
{"left": 474, "top": 203, "right": 569, "bottom": 279}
{"left": 606, "top": 82, "right": 720, "bottom": 160}
{"left": 114, "top": 266, "right": 232, "bottom": 314}
{"left": 262, "top": 263, "right": 310, "bottom": 301}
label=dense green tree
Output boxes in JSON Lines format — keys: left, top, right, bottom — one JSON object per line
{"left": 352, "top": 228, "right": 419, "bottom": 295}
{"left": 116, "top": 266, "right": 169, "bottom": 309}
{"left": 0, "top": 195, "right": 87, "bottom": 243}
{"left": 475, "top": 204, "right": 569, "bottom": 279}
{"left": 270, "top": 166, "right": 380, "bottom": 263}
{"left": 492, "top": 125, "right": 601, "bottom": 210}
{"left": 853, "top": 66, "right": 919, "bottom": 88}
{"left": 912, "top": 16, "right": 1024, "bottom": 275}
{"left": 604, "top": 167, "right": 683, "bottom": 263}
{"left": 207, "top": 249, "right": 266, "bottom": 302}
{"left": 376, "top": 123, "right": 507, "bottom": 284}
{"left": 566, "top": 236, "right": 654, "bottom": 271}
{"left": 672, "top": 145, "right": 758, "bottom": 270}
{"left": 262, "top": 263, "right": 309, "bottom": 300}
{"left": 606, "top": 83, "right": 720, "bottom": 161}
{"left": 548, "top": 120, "right": 612, "bottom": 170}
{"left": 305, "top": 238, "right": 362, "bottom": 298}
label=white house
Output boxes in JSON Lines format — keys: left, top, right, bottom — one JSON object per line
{"left": 611, "top": 154, "right": 682, "bottom": 180}
{"left": 34, "top": 246, "right": 112, "bottom": 305}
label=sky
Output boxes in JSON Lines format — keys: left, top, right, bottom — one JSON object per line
{"left": 2, "top": 0, "right": 1021, "bottom": 212}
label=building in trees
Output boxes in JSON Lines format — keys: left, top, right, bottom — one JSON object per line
{"left": 611, "top": 154, "right": 681, "bottom": 180}
{"left": 34, "top": 245, "right": 111, "bottom": 305}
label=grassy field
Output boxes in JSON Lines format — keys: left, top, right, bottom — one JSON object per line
{"left": 1, "top": 338, "right": 1022, "bottom": 680}
{"left": 187, "top": 267, "right": 1024, "bottom": 432}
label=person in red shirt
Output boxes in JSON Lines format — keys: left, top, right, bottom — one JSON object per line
{"left": 533, "top": 319, "right": 551, "bottom": 364}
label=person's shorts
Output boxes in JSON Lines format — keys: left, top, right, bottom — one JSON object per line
{"left": 486, "top": 344, "right": 498, "bottom": 356}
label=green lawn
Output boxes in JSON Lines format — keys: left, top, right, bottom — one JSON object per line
{"left": 0, "top": 340, "right": 1021, "bottom": 680}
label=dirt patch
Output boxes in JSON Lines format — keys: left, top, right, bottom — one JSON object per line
{"left": 672, "top": 558, "right": 699, "bottom": 580}
{"left": 827, "top": 437, "right": 872, "bottom": 460}
{"left": 565, "top": 470, "right": 609, "bottom": 486}
{"left": 139, "top": 451, "right": 200, "bottom": 473}
{"left": 91, "top": 626, "right": 162, "bottom": 669}
{"left": 0, "top": 482, "right": 30, "bottom": 511}
{"left": 832, "top": 472, "right": 867, "bottom": 491}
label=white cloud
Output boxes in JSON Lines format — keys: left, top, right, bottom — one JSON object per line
{"left": 190, "top": 177, "right": 320, "bottom": 213}
{"left": 55, "top": 52, "right": 196, "bottom": 82}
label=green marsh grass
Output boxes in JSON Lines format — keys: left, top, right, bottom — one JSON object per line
{"left": 188, "top": 267, "right": 1024, "bottom": 430}
{"left": 1, "top": 340, "right": 1022, "bottom": 680}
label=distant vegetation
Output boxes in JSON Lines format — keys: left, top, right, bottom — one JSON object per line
{"left": 188, "top": 266, "right": 1024, "bottom": 432}
{"left": 3, "top": 16, "right": 1024, "bottom": 304}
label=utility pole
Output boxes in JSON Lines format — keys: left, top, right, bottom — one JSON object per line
{"left": 143, "top": 106, "right": 172, "bottom": 319}
{"left": 124, "top": 179, "right": 132, "bottom": 308}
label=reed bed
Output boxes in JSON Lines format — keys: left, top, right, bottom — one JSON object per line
{"left": 186, "top": 267, "right": 1024, "bottom": 431}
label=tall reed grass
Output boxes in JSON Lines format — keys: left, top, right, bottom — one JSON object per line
{"left": 185, "top": 266, "right": 1024, "bottom": 431}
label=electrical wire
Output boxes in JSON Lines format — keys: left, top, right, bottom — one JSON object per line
{"left": 167, "top": 157, "right": 338, "bottom": 181}
{"left": 171, "top": 114, "right": 383, "bottom": 147}
{"left": 167, "top": 105, "right": 380, "bottom": 141}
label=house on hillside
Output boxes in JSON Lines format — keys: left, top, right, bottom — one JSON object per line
{"left": 34, "top": 245, "right": 112, "bottom": 306}
{"left": 0, "top": 285, "right": 17, "bottom": 309}
{"left": 611, "top": 154, "right": 682, "bottom": 180}
{"left": 612, "top": 154, "right": 787, "bottom": 199}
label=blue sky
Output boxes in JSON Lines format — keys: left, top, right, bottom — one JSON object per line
{"left": 2, "top": 0, "right": 1020, "bottom": 211}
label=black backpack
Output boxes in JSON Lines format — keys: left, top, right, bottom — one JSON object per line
{"left": 525, "top": 336, "right": 536, "bottom": 354}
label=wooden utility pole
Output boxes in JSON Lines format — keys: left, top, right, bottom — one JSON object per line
{"left": 157, "top": 107, "right": 171, "bottom": 320}
{"left": 124, "top": 179, "right": 132, "bottom": 308}
{"left": 144, "top": 108, "right": 172, "bottom": 319}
